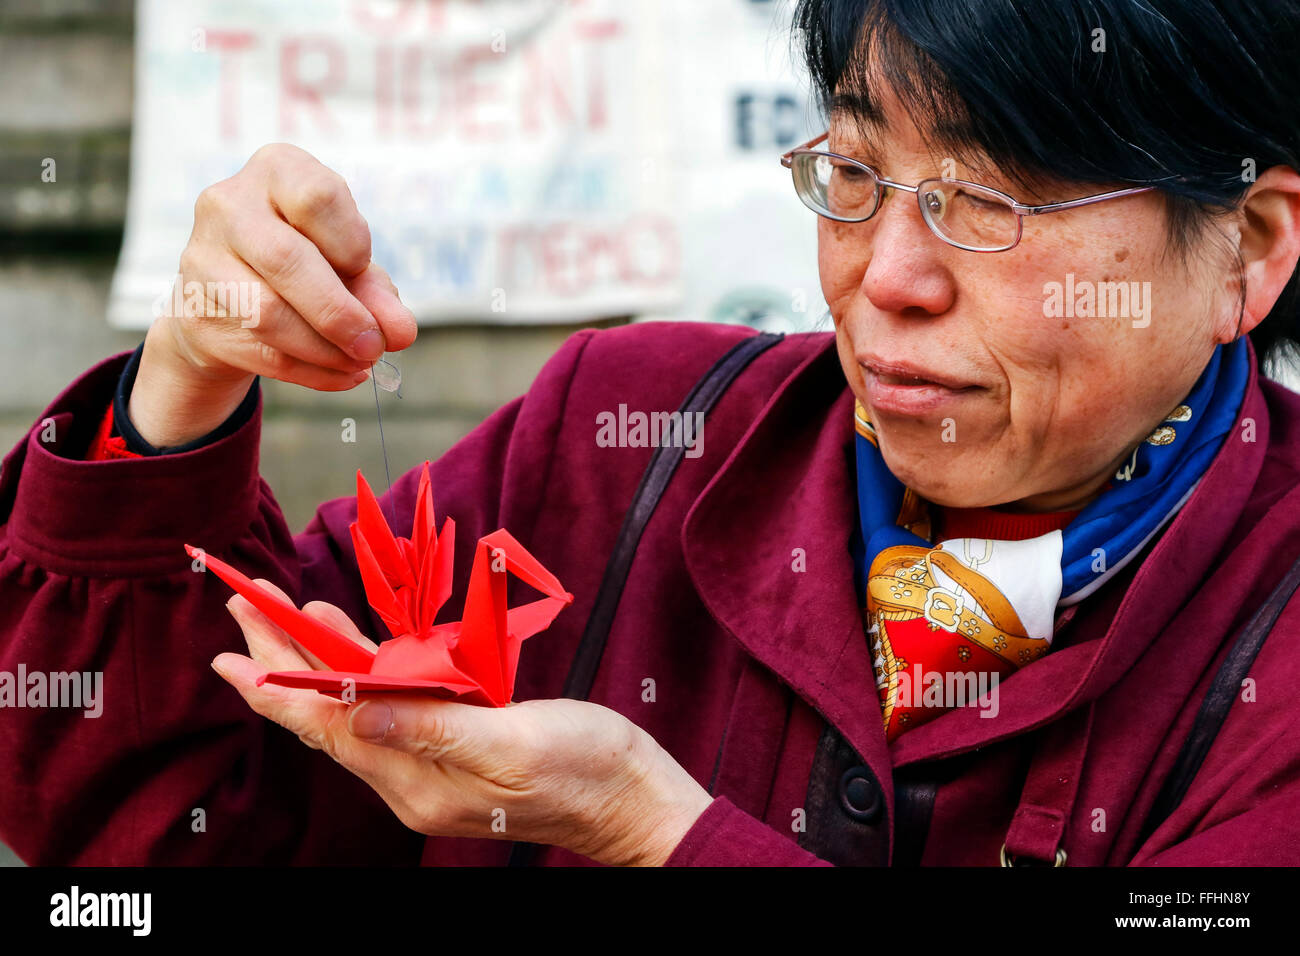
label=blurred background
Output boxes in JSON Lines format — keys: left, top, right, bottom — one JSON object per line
{"left": 0, "top": 0, "right": 824, "bottom": 865}
{"left": 0, "top": 0, "right": 825, "bottom": 522}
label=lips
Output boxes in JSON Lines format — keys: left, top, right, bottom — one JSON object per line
{"left": 876, "top": 370, "right": 946, "bottom": 386}
{"left": 860, "top": 357, "right": 976, "bottom": 390}
{"left": 859, "top": 355, "right": 982, "bottom": 416}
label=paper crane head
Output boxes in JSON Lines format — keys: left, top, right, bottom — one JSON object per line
{"left": 349, "top": 460, "right": 457, "bottom": 642}
{"left": 186, "top": 461, "right": 573, "bottom": 707}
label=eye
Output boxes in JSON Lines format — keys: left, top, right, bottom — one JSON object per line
{"left": 957, "top": 190, "right": 1002, "bottom": 210}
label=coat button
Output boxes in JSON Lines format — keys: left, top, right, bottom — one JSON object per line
{"left": 839, "top": 766, "right": 883, "bottom": 823}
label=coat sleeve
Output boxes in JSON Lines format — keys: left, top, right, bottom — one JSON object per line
{"left": 0, "top": 331, "right": 596, "bottom": 865}
{"left": 663, "top": 796, "right": 834, "bottom": 866}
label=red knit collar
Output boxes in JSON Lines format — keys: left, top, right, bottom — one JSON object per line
{"left": 932, "top": 504, "right": 1079, "bottom": 542}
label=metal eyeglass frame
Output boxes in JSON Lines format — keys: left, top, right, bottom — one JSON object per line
{"left": 780, "top": 131, "right": 1160, "bottom": 253}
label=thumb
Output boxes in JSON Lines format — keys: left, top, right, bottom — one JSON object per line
{"left": 347, "top": 696, "right": 509, "bottom": 771}
{"left": 345, "top": 262, "right": 416, "bottom": 353}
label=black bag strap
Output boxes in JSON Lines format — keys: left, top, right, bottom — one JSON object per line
{"left": 1137, "top": 548, "right": 1300, "bottom": 846}
{"left": 506, "top": 330, "right": 784, "bottom": 866}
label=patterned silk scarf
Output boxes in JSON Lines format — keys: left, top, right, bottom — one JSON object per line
{"left": 852, "top": 338, "right": 1250, "bottom": 741}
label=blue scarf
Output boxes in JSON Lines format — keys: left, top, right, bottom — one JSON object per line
{"left": 851, "top": 339, "right": 1249, "bottom": 740}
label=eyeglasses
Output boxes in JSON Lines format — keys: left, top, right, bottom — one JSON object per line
{"left": 780, "top": 131, "right": 1159, "bottom": 253}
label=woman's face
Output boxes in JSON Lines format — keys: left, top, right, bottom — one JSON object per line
{"left": 822, "top": 88, "right": 1238, "bottom": 512}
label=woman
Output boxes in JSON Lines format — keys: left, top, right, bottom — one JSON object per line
{"left": 2, "top": 0, "right": 1298, "bottom": 866}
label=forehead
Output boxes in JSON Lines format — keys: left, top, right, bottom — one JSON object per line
{"left": 826, "top": 92, "right": 1065, "bottom": 197}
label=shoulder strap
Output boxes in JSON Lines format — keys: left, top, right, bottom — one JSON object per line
{"left": 507, "top": 330, "right": 784, "bottom": 866}
{"left": 558, "top": 330, "right": 784, "bottom": 702}
{"left": 1137, "top": 548, "right": 1300, "bottom": 846}
{"left": 1001, "top": 703, "right": 1094, "bottom": 866}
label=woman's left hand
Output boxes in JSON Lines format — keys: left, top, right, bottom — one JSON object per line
{"left": 211, "top": 581, "right": 713, "bottom": 866}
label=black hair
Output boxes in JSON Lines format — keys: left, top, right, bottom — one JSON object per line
{"left": 791, "top": 0, "right": 1300, "bottom": 375}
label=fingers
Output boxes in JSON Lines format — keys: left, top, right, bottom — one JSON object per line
{"left": 232, "top": 344, "right": 372, "bottom": 392}
{"left": 177, "top": 241, "right": 369, "bottom": 378}
{"left": 301, "top": 600, "right": 380, "bottom": 654}
{"left": 225, "top": 591, "right": 324, "bottom": 672}
{"left": 258, "top": 145, "right": 417, "bottom": 357}
{"left": 211, "top": 654, "right": 445, "bottom": 827}
{"left": 227, "top": 215, "right": 387, "bottom": 364}
{"left": 344, "top": 263, "right": 417, "bottom": 354}
{"left": 175, "top": 143, "right": 416, "bottom": 395}
{"left": 239, "top": 582, "right": 332, "bottom": 671}
{"left": 261, "top": 145, "right": 373, "bottom": 278}
{"left": 210, "top": 652, "right": 349, "bottom": 752}
{"left": 345, "top": 696, "right": 517, "bottom": 777}
{"left": 226, "top": 578, "right": 378, "bottom": 671}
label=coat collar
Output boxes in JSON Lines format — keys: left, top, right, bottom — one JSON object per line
{"left": 683, "top": 335, "right": 1272, "bottom": 772}
{"left": 682, "top": 337, "right": 892, "bottom": 782}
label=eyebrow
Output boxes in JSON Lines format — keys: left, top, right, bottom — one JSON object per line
{"left": 827, "top": 92, "right": 1016, "bottom": 186}
{"left": 829, "top": 92, "right": 879, "bottom": 120}
{"left": 828, "top": 94, "right": 889, "bottom": 151}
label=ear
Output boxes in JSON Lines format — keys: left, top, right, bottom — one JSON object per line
{"left": 1213, "top": 164, "right": 1300, "bottom": 344}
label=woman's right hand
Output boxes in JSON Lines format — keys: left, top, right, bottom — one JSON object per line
{"left": 129, "top": 143, "right": 417, "bottom": 448}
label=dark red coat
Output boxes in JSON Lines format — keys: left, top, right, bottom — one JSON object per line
{"left": 2, "top": 322, "right": 1298, "bottom": 865}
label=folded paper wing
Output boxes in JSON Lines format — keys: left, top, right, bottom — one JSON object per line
{"left": 187, "top": 461, "right": 573, "bottom": 707}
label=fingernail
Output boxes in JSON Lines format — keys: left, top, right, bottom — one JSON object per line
{"left": 350, "top": 329, "right": 386, "bottom": 362}
{"left": 349, "top": 701, "right": 394, "bottom": 740}
{"left": 211, "top": 659, "right": 231, "bottom": 680}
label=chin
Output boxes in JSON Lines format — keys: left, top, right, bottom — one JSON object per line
{"left": 877, "top": 442, "right": 998, "bottom": 509}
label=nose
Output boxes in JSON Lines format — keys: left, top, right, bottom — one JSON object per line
{"left": 851, "top": 185, "right": 957, "bottom": 317}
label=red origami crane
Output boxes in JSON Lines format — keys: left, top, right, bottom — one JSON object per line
{"left": 185, "top": 461, "right": 573, "bottom": 707}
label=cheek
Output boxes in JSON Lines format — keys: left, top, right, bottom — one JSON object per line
{"left": 1032, "top": 365, "right": 1113, "bottom": 448}
{"left": 993, "top": 234, "right": 1212, "bottom": 446}
{"left": 998, "top": 312, "right": 1178, "bottom": 478}
{"left": 817, "top": 219, "right": 867, "bottom": 307}
{"left": 982, "top": 233, "right": 1149, "bottom": 423}
{"left": 994, "top": 313, "right": 1131, "bottom": 456}
{"left": 834, "top": 314, "right": 867, "bottom": 395}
